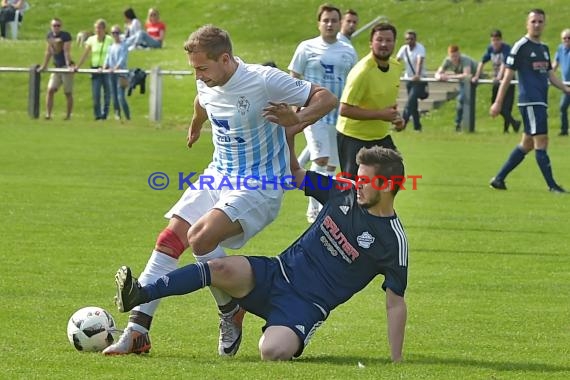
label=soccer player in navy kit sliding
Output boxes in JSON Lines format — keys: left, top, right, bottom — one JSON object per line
{"left": 489, "top": 9, "right": 570, "bottom": 193}
{"left": 111, "top": 144, "right": 409, "bottom": 362}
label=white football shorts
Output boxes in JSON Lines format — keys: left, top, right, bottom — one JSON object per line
{"left": 303, "top": 121, "right": 339, "bottom": 166}
{"left": 165, "top": 167, "right": 284, "bottom": 249}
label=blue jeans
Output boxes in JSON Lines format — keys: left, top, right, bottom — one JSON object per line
{"left": 91, "top": 72, "right": 110, "bottom": 119}
{"left": 109, "top": 74, "right": 130, "bottom": 120}
{"left": 560, "top": 93, "right": 570, "bottom": 134}
{"left": 404, "top": 81, "right": 422, "bottom": 130}
{"left": 125, "top": 31, "right": 162, "bottom": 49}
{"left": 455, "top": 82, "right": 465, "bottom": 126}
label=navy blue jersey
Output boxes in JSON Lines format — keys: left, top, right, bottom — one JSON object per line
{"left": 277, "top": 172, "right": 408, "bottom": 313}
{"left": 481, "top": 43, "right": 511, "bottom": 78}
{"left": 506, "top": 37, "right": 552, "bottom": 106}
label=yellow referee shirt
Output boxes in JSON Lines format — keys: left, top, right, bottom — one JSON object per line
{"left": 336, "top": 53, "right": 401, "bottom": 141}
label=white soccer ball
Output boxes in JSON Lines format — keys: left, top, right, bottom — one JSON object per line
{"left": 67, "top": 306, "right": 116, "bottom": 352}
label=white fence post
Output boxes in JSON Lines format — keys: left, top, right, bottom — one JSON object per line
{"left": 149, "top": 66, "right": 162, "bottom": 122}
{"left": 461, "top": 76, "right": 476, "bottom": 132}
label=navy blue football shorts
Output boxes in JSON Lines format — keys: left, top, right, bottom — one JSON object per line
{"left": 519, "top": 104, "right": 548, "bottom": 136}
{"left": 237, "top": 256, "right": 328, "bottom": 357}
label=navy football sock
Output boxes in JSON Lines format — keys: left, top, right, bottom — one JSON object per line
{"left": 495, "top": 145, "right": 526, "bottom": 180}
{"left": 535, "top": 149, "right": 557, "bottom": 188}
{"left": 144, "top": 262, "right": 212, "bottom": 302}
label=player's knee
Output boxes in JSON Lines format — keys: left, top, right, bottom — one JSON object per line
{"left": 207, "top": 258, "right": 233, "bottom": 278}
{"left": 258, "top": 339, "right": 294, "bottom": 361}
{"left": 187, "top": 224, "right": 216, "bottom": 255}
{"left": 155, "top": 228, "right": 187, "bottom": 259}
{"left": 314, "top": 157, "right": 328, "bottom": 167}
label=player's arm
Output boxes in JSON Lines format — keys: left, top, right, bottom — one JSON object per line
{"left": 262, "top": 84, "right": 337, "bottom": 133}
{"left": 413, "top": 55, "right": 424, "bottom": 81}
{"left": 63, "top": 40, "right": 72, "bottom": 68}
{"left": 286, "top": 132, "right": 332, "bottom": 204}
{"left": 434, "top": 63, "right": 446, "bottom": 80}
{"left": 339, "top": 102, "right": 400, "bottom": 123}
{"left": 548, "top": 70, "right": 570, "bottom": 94}
{"left": 75, "top": 44, "right": 92, "bottom": 69}
{"left": 187, "top": 95, "right": 208, "bottom": 148}
{"left": 286, "top": 130, "right": 307, "bottom": 188}
{"left": 386, "top": 288, "right": 407, "bottom": 363}
{"left": 38, "top": 40, "right": 53, "bottom": 71}
{"left": 490, "top": 68, "right": 515, "bottom": 117}
{"left": 472, "top": 61, "right": 485, "bottom": 82}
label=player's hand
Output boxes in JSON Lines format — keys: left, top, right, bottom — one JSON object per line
{"left": 381, "top": 104, "right": 400, "bottom": 122}
{"left": 36, "top": 65, "right": 45, "bottom": 73}
{"left": 187, "top": 126, "right": 201, "bottom": 148}
{"left": 392, "top": 115, "right": 406, "bottom": 132}
{"left": 489, "top": 102, "right": 501, "bottom": 118}
{"left": 262, "top": 102, "right": 300, "bottom": 127}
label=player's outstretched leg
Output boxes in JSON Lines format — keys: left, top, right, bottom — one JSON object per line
{"left": 114, "top": 266, "right": 149, "bottom": 313}
{"left": 103, "top": 266, "right": 151, "bottom": 355}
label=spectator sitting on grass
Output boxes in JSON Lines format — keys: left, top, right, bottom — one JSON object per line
{"left": 125, "top": 7, "right": 165, "bottom": 50}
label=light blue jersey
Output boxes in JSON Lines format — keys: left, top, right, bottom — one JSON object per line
{"left": 197, "top": 58, "right": 312, "bottom": 180}
{"left": 104, "top": 41, "right": 129, "bottom": 70}
{"left": 288, "top": 37, "right": 357, "bottom": 125}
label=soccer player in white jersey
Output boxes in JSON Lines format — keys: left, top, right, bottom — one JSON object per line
{"left": 297, "top": 8, "right": 360, "bottom": 169}
{"left": 103, "top": 24, "right": 337, "bottom": 356}
{"left": 337, "top": 8, "right": 359, "bottom": 45}
{"left": 288, "top": 3, "right": 358, "bottom": 223}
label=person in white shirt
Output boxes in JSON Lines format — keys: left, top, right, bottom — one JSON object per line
{"left": 298, "top": 8, "right": 360, "bottom": 171}
{"left": 337, "top": 8, "right": 359, "bottom": 45}
{"left": 396, "top": 29, "right": 427, "bottom": 131}
{"left": 103, "top": 24, "right": 337, "bottom": 357}
{"left": 122, "top": 7, "right": 141, "bottom": 40}
{"left": 289, "top": 3, "right": 358, "bottom": 223}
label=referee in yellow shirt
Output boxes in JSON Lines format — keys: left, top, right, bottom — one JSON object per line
{"left": 337, "top": 23, "right": 404, "bottom": 178}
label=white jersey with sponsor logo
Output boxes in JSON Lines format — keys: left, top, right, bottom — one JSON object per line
{"left": 197, "top": 58, "right": 312, "bottom": 180}
{"left": 288, "top": 37, "right": 357, "bottom": 125}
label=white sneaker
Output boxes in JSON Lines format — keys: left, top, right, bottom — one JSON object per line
{"left": 218, "top": 307, "right": 245, "bottom": 356}
{"left": 102, "top": 326, "right": 151, "bottom": 355}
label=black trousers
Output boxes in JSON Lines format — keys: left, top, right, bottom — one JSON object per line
{"left": 491, "top": 82, "right": 517, "bottom": 130}
{"left": 337, "top": 132, "right": 397, "bottom": 179}
{"left": 0, "top": 6, "right": 22, "bottom": 38}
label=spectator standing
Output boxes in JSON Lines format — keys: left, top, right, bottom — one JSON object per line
{"left": 0, "top": 0, "right": 24, "bottom": 39}
{"left": 396, "top": 29, "right": 427, "bottom": 132}
{"left": 489, "top": 9, "right": 569, "bottom": 193}
{"left": 76, "top": 19, "right": 114, "bottom": 120}
{"left": 104, "top": 25, "right": 130, "bottom": 121}
{"left": 336, "top": 22, "right": 404, "bottom": 179}
{"left": 552, "top": 28, "right": 570, "bottom": 136}
{"left": 435, "top": 45, "right": 478, "bottom": 132}
{"left": 472, "top": 29, "right": 521, "bottom": 133}
{"left": 288, "top": 3, "right": 358, "bottom": 223}
{"left": 37, "top": 18, "right": 74, "bottom": 120}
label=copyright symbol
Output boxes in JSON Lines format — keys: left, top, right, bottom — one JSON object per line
{"left": 148, "top": 172, "right": 169, "bottom": 190}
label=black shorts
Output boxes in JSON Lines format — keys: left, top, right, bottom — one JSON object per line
{"left": 337, "top": 133, "right": 398, "bottom": 178}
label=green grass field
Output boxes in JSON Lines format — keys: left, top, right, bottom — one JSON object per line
{"left": 1, "top": 0, "right": 570, "bottom": 379}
